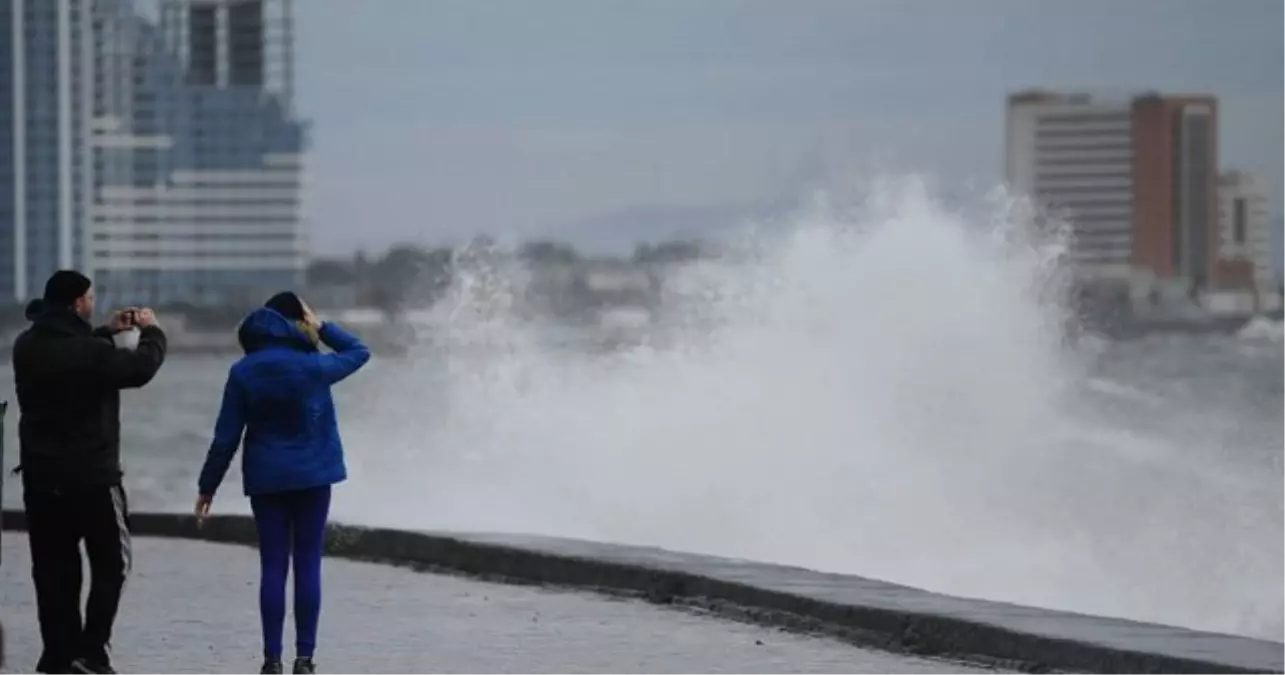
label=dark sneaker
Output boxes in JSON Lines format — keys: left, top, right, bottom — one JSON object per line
{"left": 70, "top": 658, "right": 117, "bottom": 674}
{"left": 260, "top": 659, "right": 284, "bottom": 674}
{"left": 292, "top": 657, "right": 316, "bottom": 674}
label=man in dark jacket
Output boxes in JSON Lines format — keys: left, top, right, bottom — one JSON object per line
{"left": 11, "top": 270, "right": 168, "bottom": 674}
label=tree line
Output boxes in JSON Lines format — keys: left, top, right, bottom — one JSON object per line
{"left": 0, "top": 238, "right": 711, "bottom": 332}
{"left": 305, "top": 237, "right": 710, "bottom": 314}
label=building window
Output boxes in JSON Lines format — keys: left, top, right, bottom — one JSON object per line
{"left": 187, "top": 5, "right": 217, "bottom": 86}
{"left": 1233, "top": 197, "right": 1247, "bottom": 246}
{"left": 228, "top": 0, "right": 265, "bottom": 87}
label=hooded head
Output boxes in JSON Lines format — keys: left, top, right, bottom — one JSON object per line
{"left": 237, "top": 292, "right": 320, "bottom": 354}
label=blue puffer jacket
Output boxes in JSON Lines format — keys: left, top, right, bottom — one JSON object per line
{"left": 197, "top": 308, "right": 371, "bottom": 497}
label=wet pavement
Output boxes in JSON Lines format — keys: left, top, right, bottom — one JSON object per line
{"left": 453, "top": 532, "right": 1284, "bottom": 674}
{"left": 0, "top": 534, "right": 993, "bottom": 673}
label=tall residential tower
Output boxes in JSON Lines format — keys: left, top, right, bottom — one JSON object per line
{"left": 1005, "top": 90, "right": 1219, "bottom": 300}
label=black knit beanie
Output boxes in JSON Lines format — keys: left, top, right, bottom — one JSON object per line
{"left": 42, "top": 270, "right": 92, "bottom": 307}
{"left": 264, "top": 291, "right": 305, "bottom": 321}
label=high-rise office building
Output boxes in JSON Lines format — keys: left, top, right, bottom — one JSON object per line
{"left": 1, "top": 0, "right": 98, "bottom": 302}
{"left": 1005, "top": 90, "right": 1219, "bottom": 298}
{"left": 2, "top": 0, "right": 307, "bottom": 306}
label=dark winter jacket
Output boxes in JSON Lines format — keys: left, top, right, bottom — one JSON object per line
{"left": 11, "top": 304, "right": 168, "bottom": 488}
{"left": 197, "top": 308, "right": 370, "bottom": 497}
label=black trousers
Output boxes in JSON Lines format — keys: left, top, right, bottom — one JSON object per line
{"left": 23, "top": 484, "right": 132, "bottom": 673}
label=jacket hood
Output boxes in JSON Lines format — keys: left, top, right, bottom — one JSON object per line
{"left": 237, "top": 307, "right": 318, "bottom": 354}
{"left": 27, "top": 299, "right": 92, "bottom": 335}
{"left": 25, "top": 299, "right": 46, "bottom": 321}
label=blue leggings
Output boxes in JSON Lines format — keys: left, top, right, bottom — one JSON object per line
{"left": 250, "top": 486, "right": 331, "bottom": 660}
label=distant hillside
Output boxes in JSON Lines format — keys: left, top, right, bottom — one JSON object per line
{"left": 544, "top": 199, "right": 798, "bottom": 255}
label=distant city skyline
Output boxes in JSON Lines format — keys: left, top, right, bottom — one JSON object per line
{"left": 292, "top": 0, "right": 1282, "bottom": 257}
{"left": 3, "top": 0, "right": 307, "bottom": 305}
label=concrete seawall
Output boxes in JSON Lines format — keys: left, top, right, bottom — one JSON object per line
{"left": 1, "top": 510, "right": 1280, "bottom": 674}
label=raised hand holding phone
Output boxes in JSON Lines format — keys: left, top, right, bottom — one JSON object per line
{"left": 107, "top": 308, "right": 138, "bottom": 333}
{"left": 133, "top": 307, "right": 159, "bottom": 328}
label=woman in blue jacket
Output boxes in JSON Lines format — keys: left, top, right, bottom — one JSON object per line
{"left": 195, "top": 292, "right": 370, "bottom": 675}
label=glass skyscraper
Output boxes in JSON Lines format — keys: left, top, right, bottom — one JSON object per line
{"left": 2, "top": 0, "right": 307, "bottom": 307}
{"left": 0, "top": 0, "right": 95, "bottom": 302}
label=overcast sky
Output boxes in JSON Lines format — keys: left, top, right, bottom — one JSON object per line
{"left": 294, "top": 0, "right": 1283, "bottom": 256}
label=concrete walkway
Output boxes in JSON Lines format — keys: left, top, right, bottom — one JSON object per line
{"left": 0, "top": 534, "right": 990, "bottom": 674}
{"left": 3, "top": 510, "right": 1279, "bottom": 673}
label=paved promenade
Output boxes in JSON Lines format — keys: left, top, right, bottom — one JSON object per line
{"left": 0, "top": 534, "right": 989, "bottom": 674}
{"left": 448, "top": 530, "right": 1283, "bottom": 674}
